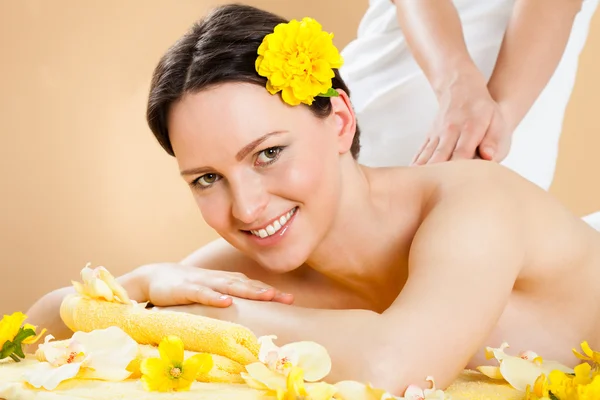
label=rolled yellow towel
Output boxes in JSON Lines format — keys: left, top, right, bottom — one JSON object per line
{"left": 60, "top": 294, "right": 259, "bottom": 367}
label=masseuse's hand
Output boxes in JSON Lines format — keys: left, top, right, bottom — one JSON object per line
{"left": 135, "top": 263, "right": 293, "bottom": 308}
{"left": 411, "top": 67, "right": 512, "bottom": 165}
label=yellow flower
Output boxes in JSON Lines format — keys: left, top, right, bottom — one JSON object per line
{"left": 577, "top": 375, "right": 600, "bottom": 399}
{"left": 72, "top": 263, "right": 131, "bottom": 304}
{"left": 0, "top": 312, "right": 46, "bottom": 362}
{"left": 525, "top": 373, "right": 550, "bottom": 400}
{"left": 242, "top": 362, "right": 337, "bottom": 399}
{"left": 573, "top": 341, "right": 600, "bottom": 367}
{"left": 140, "top": 335, "right": 213, "bottom": 392}
{"left": 256, "top": 17, "right": 344, "bottom": 106}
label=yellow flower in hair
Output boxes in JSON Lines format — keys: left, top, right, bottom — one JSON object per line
{"left": 256, "top": 17, "right": 344, "bottom": 106}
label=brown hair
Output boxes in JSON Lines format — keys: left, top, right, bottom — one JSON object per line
{"left": 146, "top": 3, "right": 361, "bottom": 158}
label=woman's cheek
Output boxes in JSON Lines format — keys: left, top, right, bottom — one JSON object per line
{"left": 195, "top": 190, "right": 231, "bottom": 231}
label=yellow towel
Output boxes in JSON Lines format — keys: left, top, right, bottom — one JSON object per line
{"left": 60, "top": 295, "right": 259, "bottom": 376}
{"left": 445, "top": 370, "right": 524, "bottom": 400}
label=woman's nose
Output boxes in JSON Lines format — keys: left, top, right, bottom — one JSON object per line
{"left": 230, "top": 176, "right": 269, "bottom": 224}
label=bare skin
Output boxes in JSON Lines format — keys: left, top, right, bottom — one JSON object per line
{"left": 172, "top": 160, "right": 600, "bottom": 370}
{"left": 25, "top": 83, "right": 600, "bottom": 395}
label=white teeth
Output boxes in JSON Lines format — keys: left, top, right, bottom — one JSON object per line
{"left": 250, "top": 207, "right": 297, "bottom": 239}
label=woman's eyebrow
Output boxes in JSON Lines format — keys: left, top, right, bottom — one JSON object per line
{"left": 179, "top": 130, "right": 288, "bottom": 176}
{"left": 235, "top": 130, "right": 288, "bottom": 161}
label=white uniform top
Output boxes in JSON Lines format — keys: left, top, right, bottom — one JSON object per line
{"left": 340, "top": 0, "right": 599, "bottom": 191}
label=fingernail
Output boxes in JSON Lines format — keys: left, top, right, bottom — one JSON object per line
{"left": 219, "top": 295, "right": 230, "bottom": 300}
{"left": 257, "top": 288, "right": 270, "bottom": 293}
{"left": 482, "top": 147, "right": 494, "bottom": 158}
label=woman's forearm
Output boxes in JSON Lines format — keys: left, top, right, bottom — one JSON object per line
{"left": 222, "top": 299, "right": 385, "bottom": 383}
{"left": 173, "top": 299, "right": 394, "bottom": 385}
{"left": 25, "top": 269, "right": 146, "bottom": 340}
{"left": 25, "top": 286, "right": 75, "bottom": 341}
{"left": 487, "top": 0, "right": 583, "bottom": 130}
{"left": 392, "top": 0, "right": 478, "bottom": 94}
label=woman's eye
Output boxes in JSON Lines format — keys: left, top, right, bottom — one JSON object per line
{"left": 195, "top": 173, "right": 220, "bottom": 188}
{"left": 256, "top": 147, "right": 283, "bottom": 165}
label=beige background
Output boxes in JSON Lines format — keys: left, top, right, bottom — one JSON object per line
{"left": 0, "top": 1, "right": 599, "bottom": 316}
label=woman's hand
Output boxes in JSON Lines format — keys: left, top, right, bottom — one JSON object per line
{"left": 135, "top": 263, "right": 293, "bottom": 308}
{"left": 412, "top": 67, "right": 511, "bottom": 165}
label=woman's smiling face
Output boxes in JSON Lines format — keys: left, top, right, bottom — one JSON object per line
{"left": 168, "top": 83, "right": 356, "bottom": 272}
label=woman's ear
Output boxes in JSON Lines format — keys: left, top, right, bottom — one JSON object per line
{"left": 329, "top": 89, "right": 357, "bottom": 155}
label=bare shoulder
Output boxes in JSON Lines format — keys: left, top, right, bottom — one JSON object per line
{"left": 413, "top": 160, "right": 598, "bottom": 274}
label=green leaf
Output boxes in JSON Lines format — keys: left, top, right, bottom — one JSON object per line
{"left": 319, "top": 88, "right": 340, "bottom": 98}
{"left": 13, "top": 344, "right": 25, "bottom": 359}
{"left": 13, "top": 328, "right": 35, "bottom": 344}
{"left": 0, "top": 340, "right": 17, "bottom": 360}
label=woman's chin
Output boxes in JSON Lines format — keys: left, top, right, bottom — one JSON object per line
{"left": 252, "top": 250, "right": 308, "bottom": 274}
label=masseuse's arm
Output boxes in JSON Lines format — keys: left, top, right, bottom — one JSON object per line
{"left": 391, "top": 0, "right": 501, "bottom": 164}
{"left": 485, "top": 0, "right": 583, "bottom": 135}
{"left": 391, "top": 0, "right": 474, "bottom": 94}
{"left": 174, "top": 182, "right": 524, "bottom": 394}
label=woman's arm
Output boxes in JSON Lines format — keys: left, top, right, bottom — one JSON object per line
{"left": 25, "top": 270, "right": 145, "bottom": 340}
{"left": 486, "top": 0, "right": 584, "bottom": 132}
{"left": 168, "top": 178, "right": 525, "bottom": 394}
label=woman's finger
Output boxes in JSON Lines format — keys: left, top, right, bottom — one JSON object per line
{"left": 183, "top": 284, "right": 233, "bottom": 307}
{"left": 211, "top": 276, "right": 280, "bottom": 301}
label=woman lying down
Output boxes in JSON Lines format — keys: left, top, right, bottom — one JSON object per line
{"left": 28, "top": 3, "right": 600, "bottom": 396}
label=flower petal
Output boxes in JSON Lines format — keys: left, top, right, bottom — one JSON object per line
{"left": 21, "top": 324, "right": 46, "bottom": 345}
{"left": 90, "top": 278, "right": 114, "bottom": 301}
{"left": 258, "top": 335, "right": 281, "bottom": 364}
{"left": 280, "top": 341, "right": 332, "bottom": 382}
{"left": 476, "top": 366, "right": 506, "bottom": 380}
{"left": 241, "top": 371, "right": 270, "bottom": 391}
{"left": 158, "top": 335, "right": 185, "bottom": 366}
{"left": 580, "top": 341, "right": 597, "bottom": 360}
{"left": 245, "top": 362, "right": 287, "bottom": 391}
{"left": 403, "top": 384, "right": 425, "bottom": 399}
{"left": 0, "top": 312, "right": 28, "bottom": 344}
{"left": 72, "top": 326, "right": 138, "bottom": 381}
{"left": 140, "top": 358, "right": 173, "bottom": 393}
{"left": 308, "top": 382, "right": 339, "bottom": 399}
{"left": 140, "top": 357, "right": 168, "bottom": 380}
{"left": 498, "top": 354, "right": 546, "bottom": 391}
{"left": 24, "top": 361, "right": 83, "bottom": 390}
{"left": 96, "top": 267, "right": 131, "bottom": 304}
{"left": 182, "top": 353, "right": 213, "bottom": 378}
{"left": 333, "top": 381, "right": 389, "bottom": 400}
{"left": 285, "top": 367, "right": 308, "bottom": 398}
